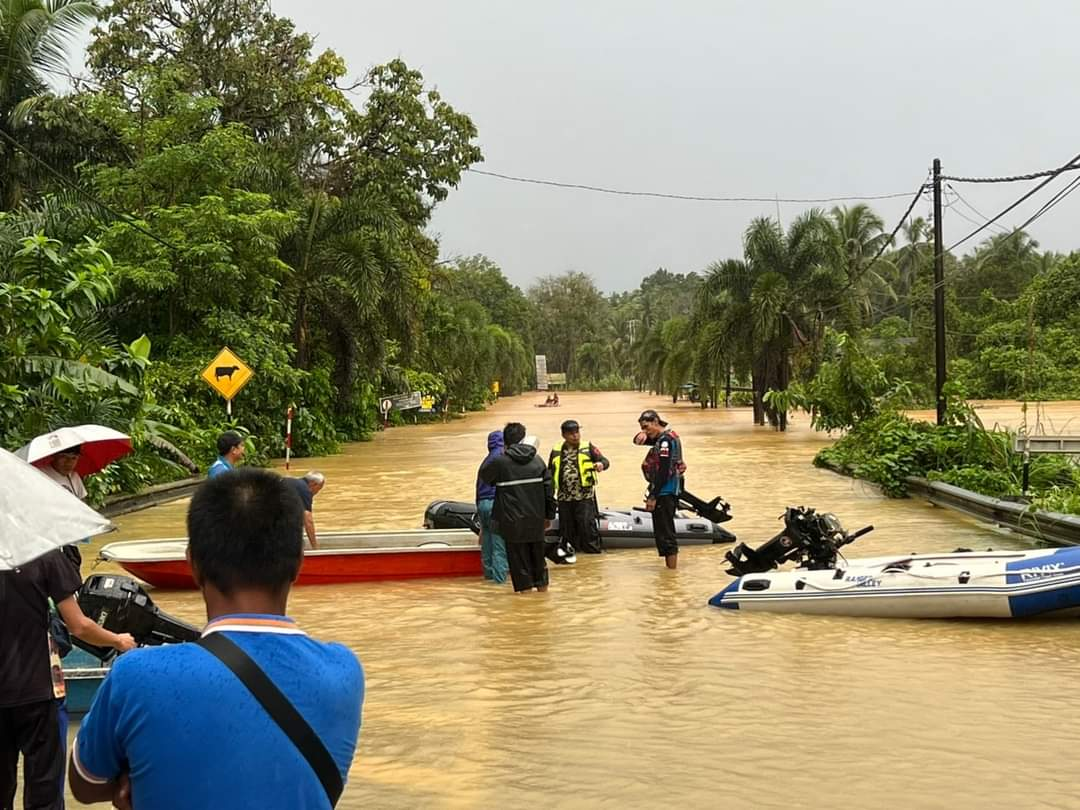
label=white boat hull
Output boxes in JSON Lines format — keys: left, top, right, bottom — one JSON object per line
{"left": 709, "top": 547, "right": 1080, "bottom": 619}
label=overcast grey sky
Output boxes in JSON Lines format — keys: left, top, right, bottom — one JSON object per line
{"left": 93, "top": 1, "right": 1080, "bottom": 292}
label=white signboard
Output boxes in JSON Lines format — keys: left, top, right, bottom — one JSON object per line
{"left": 535, "top": 354, "right": 548, "bottom": 391}
{"left": 380, "top": 392, "right": 422, "bottom": 411}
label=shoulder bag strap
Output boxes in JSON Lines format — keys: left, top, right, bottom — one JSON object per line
{"left": 196, "top": 633, "right": 344, "bottom": 807}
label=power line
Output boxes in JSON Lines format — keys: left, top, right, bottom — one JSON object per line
{"left": 945, "top": 150, "right": 1080, "bottom": 253}
{"left": 465, "top": 168, "right": 921, "bottom": 204}
{"left": 0, "top": 127, "right": 181, "bottom": 251}
{"left": 867, "top": 172, "right": 1078, "bottom": 326}
{"left": 812, "top": 177, "right": 931, "bottom": 314}
{"left": 942, "top": 162, "right": 1080, "bottom": 184}
{"left": 944, "top": 184, "right": 1009, "bottom": 234}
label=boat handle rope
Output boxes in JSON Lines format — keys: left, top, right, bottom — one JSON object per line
{"left": 786, "top": 563, "right": 1080, "bottom": 592}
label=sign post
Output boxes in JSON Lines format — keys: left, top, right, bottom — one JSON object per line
{"left": 284, "top": 406, "right": 294, "bottom": 470}
{"left": 535, "top": 354, "right": 548, "bottom": 390}
{"left": 380, "top": 398, "right": 393, "bottom": 427}
{"left": 200, "top": 347, "right": 254, "bottom": 417}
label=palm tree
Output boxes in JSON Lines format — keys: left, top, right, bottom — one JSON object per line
{"left": 693, "top": 258, "right": 755, "bottom": 415}
{"left": 828, "top": 204, "right": 896, "bottom": 326}
{"left": 0, "top": 0, "right": 97, "bottom": 208}
{"left": 892, "top": 216, "right": 928, "bottom": 324}
{"left": 574, "top": 341, "right": 611, "bottom": 386}
{"left": 279, "top": 187, "right": 424, "bottom": 410}
{"left": 742, "top": 211, "right": 835, "bottom": 429}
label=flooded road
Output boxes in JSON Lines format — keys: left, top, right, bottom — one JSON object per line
{"left": 76, "top": 394, "right": 1080, "bottom": 808}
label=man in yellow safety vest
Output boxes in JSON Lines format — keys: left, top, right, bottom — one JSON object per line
{"left": 548, "top": 420, "right": 610, "bottom": 554}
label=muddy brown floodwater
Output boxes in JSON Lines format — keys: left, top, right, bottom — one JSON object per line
{"left": 69, "top": 394, "right": 1080, "bottom": 808}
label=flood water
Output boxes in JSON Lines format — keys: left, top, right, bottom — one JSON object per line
{"left": 71, "top": 394, "right": 1080, "bottom": 808}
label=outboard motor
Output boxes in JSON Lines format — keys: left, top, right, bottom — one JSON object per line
{"left": 424, "top": 500, "right": 481, "bottom": 534}
{"left": 679, "top": 489, "right": 732, "bottom": 524}
{"left": 74, "top": 574, "right": 200, "bottom": 661}
{"left": 724, "top": 507, "right": 873, "bottom": 577}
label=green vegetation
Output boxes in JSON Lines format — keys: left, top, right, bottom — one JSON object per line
{"left": 7, "top": 0, "right": 1080, "bottom": 512}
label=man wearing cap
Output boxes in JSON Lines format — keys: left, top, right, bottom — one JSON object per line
{"left": 207, "top": 431, "right": 245, "bottom": 479}
{"left": 548, "top": 420, "right": 609, "bottom": 554}
{"left": 636, "top": 410, "right": 684, "bottom": 569}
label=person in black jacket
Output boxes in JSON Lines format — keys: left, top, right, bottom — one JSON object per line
{"left": 479, "top": 422, "right": 557, "bottom": 593}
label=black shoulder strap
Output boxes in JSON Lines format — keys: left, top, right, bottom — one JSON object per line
{"left": 196, "top": 633, "right": 344, "bottom": 807}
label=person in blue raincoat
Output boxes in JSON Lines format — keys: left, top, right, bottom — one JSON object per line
{"left": 475, "top": 431, "right": 509, "bottom": 583}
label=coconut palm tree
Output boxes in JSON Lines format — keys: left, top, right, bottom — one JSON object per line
{"left": 742, "top": 211, "right": 835, "bottom": 429}
{"left": 0, "top": 0, "right": 97, "bottom": 208}
{"left": 891, "top": 216, "right": 928, "bottom": 324}
{"left": 693, "top": 258, "right": 756, "bottom": 416}
{"left": 828, "top": 204, "right": 896, "bottom": 327}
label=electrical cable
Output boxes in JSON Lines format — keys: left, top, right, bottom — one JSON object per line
{"left": 944, "top": 150, "right": 1080, "bottom": 253}
{"left": 946, "top": 184, "right": 1009, "bottom": 233}
{"left": 809, "top": 178, "right": 931, "bottom": 315}
{"left": 465, "top": 168, "right": 920, "bottom": 204}
{"left": 941, "top": 162, "right": 1080, "bottom": 184}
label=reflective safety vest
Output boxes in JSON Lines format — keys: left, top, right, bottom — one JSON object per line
{"left": 551, "top": 440, "right": 597, "bottom": 495}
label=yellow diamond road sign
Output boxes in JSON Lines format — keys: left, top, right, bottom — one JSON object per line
{"left": 201, "top": 347, "right": 254, "bottom": 401}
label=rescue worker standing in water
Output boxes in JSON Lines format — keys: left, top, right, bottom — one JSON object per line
{"left": 548, "top": 420, "right": 609, "bottom": 554}
{"left": 636, "top": 410, "right": 684, "bottom": 570}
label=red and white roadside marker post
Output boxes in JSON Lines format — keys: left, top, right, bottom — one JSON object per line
{"left": 285, "top": 406, "right": 294, "bottom": 470}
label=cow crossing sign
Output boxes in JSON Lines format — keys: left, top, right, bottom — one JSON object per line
{"left": 201, "top": 347, "right": 254, "bottom": 413}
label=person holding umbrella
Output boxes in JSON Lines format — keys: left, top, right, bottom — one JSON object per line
{"left": 18, "top": 426, "right": 134, "bottom": 571}
{"left": 0, "top": 448, "right": 136, "bottom": 810}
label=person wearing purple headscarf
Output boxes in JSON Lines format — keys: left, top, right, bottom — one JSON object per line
{"left": 476, "top": 430, "right": 509, "bottom": 583}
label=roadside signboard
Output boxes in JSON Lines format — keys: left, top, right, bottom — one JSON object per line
{"left": 200, "top": 347, "right": 254, "bottom": 415}
{"left": 548, "top": 372, "right": 567, "bottom": 386}
{"left": 535, "top": 354, "right": 548, "bottom": 390}
{"left": 420, "top": 395, "right": 435, "bottom": 413}
{"left": 380, "top": 392, "right": 423, "bottom": 412}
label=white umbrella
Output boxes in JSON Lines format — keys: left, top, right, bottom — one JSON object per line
{"left": 0, "top": 447, "right": 113, "bottom": 570}
{"left": 16, "top": 424, "right": 133, "bottom": 477}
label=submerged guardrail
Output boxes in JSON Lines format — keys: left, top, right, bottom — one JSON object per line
{"left": 902, "top": 477, "right": 1080, "bottom": 547}
{"left": 817, "top": 458, "right": 1080, "bottom": 546}
{"left": 101, "top": 476, "right": 202, "bottom": 518}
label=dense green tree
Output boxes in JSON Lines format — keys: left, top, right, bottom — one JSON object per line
{"left": 529, "top": 271, "right": 608, "bottom": 382}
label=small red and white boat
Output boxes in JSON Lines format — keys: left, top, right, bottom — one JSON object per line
{"left": 100, "top": 530, "right": 481, "bottom": 589}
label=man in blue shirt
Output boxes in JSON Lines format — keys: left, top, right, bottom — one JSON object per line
{"left": 206, "top": 430, "right": 245, "bottom": 479}
{"left": 70, "top": 468, "right": 363, "bottom": 809}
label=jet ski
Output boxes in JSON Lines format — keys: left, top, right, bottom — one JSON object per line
{"left": 709, "top": 506, "right": 1080, "bottom": 619}
{"left": 424, "top": 492, "right": 736, "bottom": 549}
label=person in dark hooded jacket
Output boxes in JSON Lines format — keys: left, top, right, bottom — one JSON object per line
{"left": 479, "top": 422, "right": 557, "bottom": 593}
{"left": 475, "top": 430, "right": 510, "bottom": 583}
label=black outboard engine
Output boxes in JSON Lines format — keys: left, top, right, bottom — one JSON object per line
{"left": 424, "top": 500, "right": 481, "bottom": 534}
{"left": 679, "top": 490, "right": 732, "bottom": 524}
{"left": 724, "top": 507, "right": 873, "bottom": 577}
{"left": 74, "top": 574, "right": 200, "bottom": 661}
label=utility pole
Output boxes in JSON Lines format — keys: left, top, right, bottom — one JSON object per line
{"left": 932, "top": 158, "right": 947, "bottom": 426}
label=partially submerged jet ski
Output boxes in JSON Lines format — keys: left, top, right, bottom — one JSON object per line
{"left": 710, "top": 506, "right": 1080, "bottom": 619}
